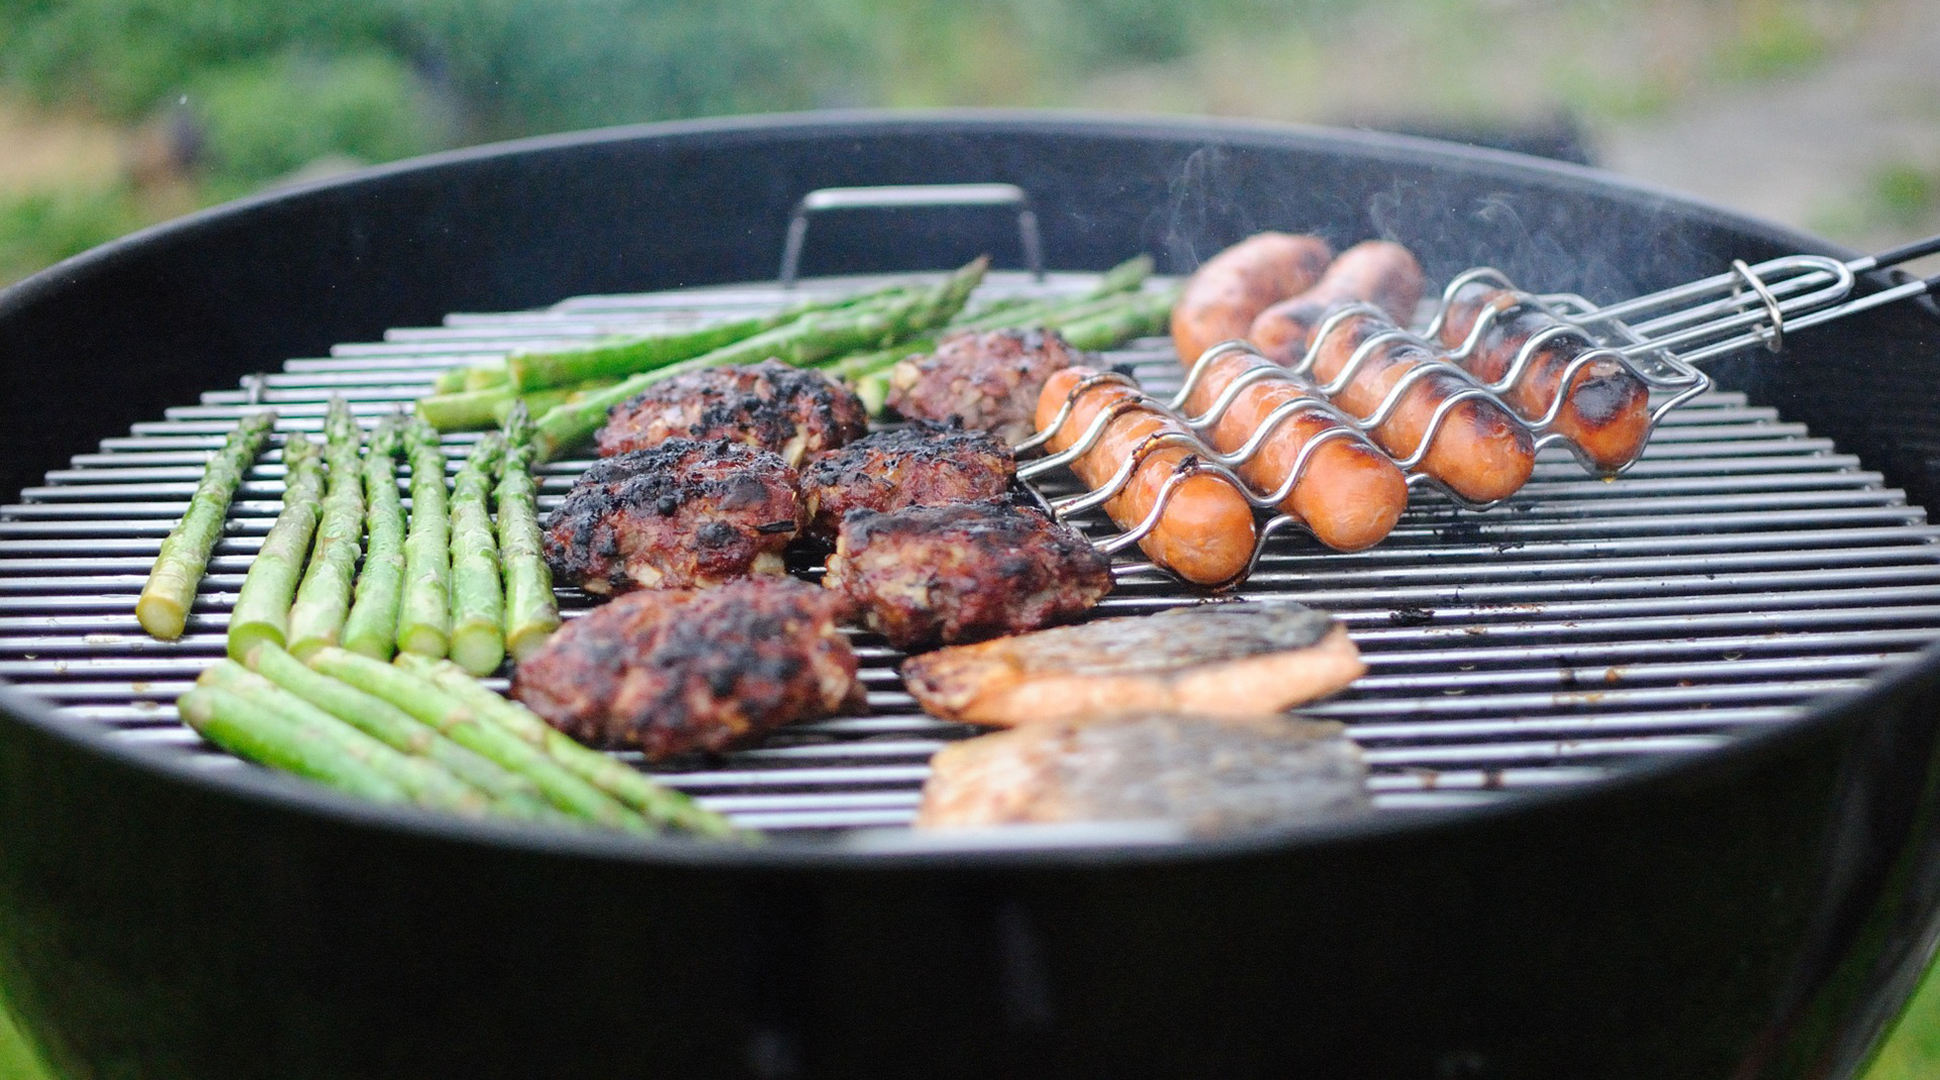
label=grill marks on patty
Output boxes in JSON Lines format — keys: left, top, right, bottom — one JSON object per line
{"left": 542, "top": 438, "right": 803, "bottom": 593}
{"left": 510, "top": 578, "right": 861, "bottom": 759}
{"left": 823, "top": 500, "right": 1113, "bottom": 650}
{"left": 595, "top": 359, "right": 867, "bottom": 466}
{"left": 530, "top": 359, "right": 1117, "bottom": 763}
{"left": 885, "top": 328, "right": 1079, "bottom": 445}
{"left": 797, "top": 420, "right": 1016, "bottom": 541}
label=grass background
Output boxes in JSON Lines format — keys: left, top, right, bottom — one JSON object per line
{"left": 2, "top": 0, "right": 1939, "bottom": 1073}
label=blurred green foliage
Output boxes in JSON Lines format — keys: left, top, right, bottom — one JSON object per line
{"left": 0, "top": 0, "right": 1368, "bottom": 282}
{"left": 189, "top": 50, "right": 445, "bottom": 188}
{"left": 0, "top": 182, "right": 146, "bottom": 275}
{"left": 0, "top": 0, "right": 1296, "bottom": 151}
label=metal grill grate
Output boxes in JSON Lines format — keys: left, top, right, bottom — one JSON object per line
{"left": 4, "top": 269, "right": 1940, "bottom": 835}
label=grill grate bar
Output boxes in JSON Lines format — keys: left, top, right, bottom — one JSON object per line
{"left": 5, "top": 269, "right": 1940, "bottom": 838}
{"left": 11, "top": 566, "right": 1940, "bottom": 636}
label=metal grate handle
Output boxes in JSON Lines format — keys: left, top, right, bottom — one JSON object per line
{"left": 777, "top": 183, "right": 1045, "bottom": 288}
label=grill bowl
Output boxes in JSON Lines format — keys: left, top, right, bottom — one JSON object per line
{"left": 5, "top": 111, "right": 1940, "bottom": 1078}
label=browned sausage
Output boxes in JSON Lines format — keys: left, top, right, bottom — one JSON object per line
{"left": 1181, "top": 350, "right": 1408, "bottom": 551}
{"left": 1037, "top": 367, "right": 1257, "bottom": 586}
{"left": 1437, "top": 281, "right": 1652, "bottom": 475}
{"left": 1249, "top": 240, "right": 1426, "bottom": 365}
{"left": 1171, "top": 233, "right": 1333, "bottom": 367}
{"left": 1305, "top": 310, "right": 1536, "bottom": 504}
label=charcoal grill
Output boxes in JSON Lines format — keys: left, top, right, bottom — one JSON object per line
{"left": 5, "top": 112, "right": 1940, "bottom": 1079}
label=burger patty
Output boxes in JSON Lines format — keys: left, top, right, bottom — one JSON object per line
{"left": 511, "top": 577, "right": 862, "bottom": 759}
{"left": 595, "top": 359, "right": 867, "bottom": 466}
{"left": 822, "top": 499, "right": 1113, "bottom": 651}
{"left": 884, "top": 328, "right": 1080, "bottom": 445}
{"left": 797, "top": 420, "right": 1016, "bottom": 541}
{"left": 542, "top": 438, "right": 802, "bottom": 593}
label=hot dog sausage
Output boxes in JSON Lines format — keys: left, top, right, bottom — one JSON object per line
{"left": 1305, "top": 310, "right": 1536, "bottom": 504}
{"left": 1437, "top": 281, "right": 1652, "bottom": 475}
{"left": 1181, "top": 350, "right": 1408, "bottom": 551}
{"left": 1249, "top": 240, "right": 1426, "bottom": 366}
{"left": 1037, "top": 367, "right": 1257, "bottom": 587}
{"left": 1171, "top": 233, "right": 1334, "bottom": 366}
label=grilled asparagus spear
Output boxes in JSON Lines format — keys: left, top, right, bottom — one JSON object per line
{"left": 397, "top": 417, "right": 453, "bottom": 658}
{"left": 198, "top": 660, "right": 493, "bottom": 815}
{"left": 395, "top": 654, "right": 744, "bottom": 840}
{"left": 227, "top": 431, "right": 324, "bottom": 660}
{"left": 448, "top": 433, "right": 506, "bottom": 675}
{"left": 287, "top": 399, "right": 366, "bottom": 658}
{"left": 496, "top": 404, "right": 559, "bottom": 660}
{"left": 178, "top": 684, "right": 409, "bottom": 805}
{"left": 244, "top": 641, "right": 560, "bottom": 820}
{"left": 530, "top": 257, "right": 987, "bottom": 461}
{"left": 306, "top": 646, "right": 646, "bottom": 830}
{"left": 342, "top": 416, "right": 407, "bottom": 659}
{"left": 136, "top": 411, "right": 274, "bottom": 640}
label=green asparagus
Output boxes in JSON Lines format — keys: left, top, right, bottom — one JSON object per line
{"left": 432, "top": 364, "right": 508, "bottom": 394}
{"left": 396, "top": 417, "right": 452, "bottom": 658}
{"left": 1054, "top": 286, "right": 1180, "bottom": 350}
{"left": 820, "top": 337, "right": 936, "bottom": 383}
{"left": 816, "top": 256, "right": 1160, "bottom": 390}
{"left": 489, "top": 378, "right": 618, "bottom": 427}
{"left": 244, "top": 641, "right": 559, "bottom": 820}
{"left": 448, "top": 433, "right": 506, "bottom": 675}
{"left": 531, "top": 257, "right": 987, "bottom": 461}
{"left": 496, "top": 404, "right": 560, "bottom": 660}
{"left": 199, "top": 659, "right": 496, "bottom": 815}
{"left": 178, "top": 684, "right": 408, "bottom": 804}
{"left": 342, "top": 417, "right": 407, "bottom": 659}
{"left": 287, "top": 399, "right": 366, "bottom": 659}
{"left": 306, "top": 646, "right": 646, "bottom": 830}
{"left": 947, "top": 253, "right": 1153, "bottom": 331}
{"left": 136, "top": 411, "right": 274, "bottom": 640}
{"left": 396, "top": 655, "right": 745, "bottom": 840}
{"left": 854, "top": 369, "right": 894, "bottom": 417}
{"left": 416, "top": 386, "right": 515, "bottom": 432}
{"left": 463, "top": 365, "right": 510, "bottom": 391}
{"left": 227, "top": 431, "right": 324, "bottom": 660}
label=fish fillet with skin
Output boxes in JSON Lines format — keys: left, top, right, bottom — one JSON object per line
{"left": 899, "top": 600, "right": 1364, "bottom": 726}
{"left": 915, "top": 711, "right": 1372, "bottom": 836}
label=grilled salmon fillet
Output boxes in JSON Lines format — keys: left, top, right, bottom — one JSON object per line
{"left": 899, "top": 600, "right": 1363, "bottom": 725}
{"left": 915, "top": 711, "right": 1371, "bottom": 835}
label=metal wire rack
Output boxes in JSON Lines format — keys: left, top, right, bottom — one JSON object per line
{"left": 1027, "top": 236, "right": 1940, "bottom": 584}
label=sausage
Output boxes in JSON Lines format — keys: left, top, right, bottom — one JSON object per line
{"left": 1249, "top": 240, "right": 1426, "bottom": 366}
{"left": 1037, "top": 366, "right": 1257, "bottom": 587}
{"left": 1181, "top": 350, "right": 1408, "bottom": 551}
{"left": 1171, "top": 233, "right": 1334, "bottom": 367}
{"left": 1437, "top": 281, "right": 1652, "bottom": 475}
{"left": 1305, "top": 310, "right": 1536, "bottom": 504}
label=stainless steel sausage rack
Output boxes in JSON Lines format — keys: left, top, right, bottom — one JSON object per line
{"left": 1025, "top": 236, "right": 1940, "bottom": 584}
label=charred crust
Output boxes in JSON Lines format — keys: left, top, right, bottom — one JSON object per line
{"left": 825, "top": 499, "right": 1113, "bottom": 650}
{"left": 798, "top": 420, "right": 1016, "bottom": 540}
{"left": 541, "top": 438, "right": 801, "bottom": 591}
{"left": 882, "top": 329, "right": 1077, "bottom": 443}
{"left": 511, "top": 578, "right": 859, "bottom": 758}
{"left": 596, "top": 360, "right": 866, "bottom": 461}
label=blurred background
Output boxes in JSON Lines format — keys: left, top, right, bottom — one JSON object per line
{"left": 2, "top": 0, "right": 1938, "bottom": 287}
{"left": 3, "top": 0, "right": 1940, "bottom": 1075}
